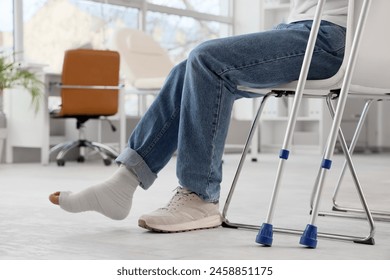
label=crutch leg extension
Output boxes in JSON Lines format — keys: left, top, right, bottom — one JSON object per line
{"left": 299, "top": 0, "right": 373, "bottom": 248}
{"left": 256, "top": 0, "right": 327, "bottom": 247}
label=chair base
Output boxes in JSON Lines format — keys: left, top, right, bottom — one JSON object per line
{"left": 50, "top": 139, "right": 119, "bottom": 166}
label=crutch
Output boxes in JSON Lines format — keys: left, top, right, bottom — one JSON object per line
{"left": 298, "top": 0, "right": 373, "bottom": 248}
{"left": 257, "top": 0, "right": 374, "bottom": 248}
{"left": 256, "top": 0, "right": 328, "bottom": 247}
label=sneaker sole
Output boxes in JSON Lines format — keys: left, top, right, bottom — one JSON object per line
{"left": 138, "top": 215, "right": 222, "bottom": 233}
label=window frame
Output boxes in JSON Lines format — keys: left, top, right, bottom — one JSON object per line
{"left": 11, "top": 0, "right": 234, "bottom": 59}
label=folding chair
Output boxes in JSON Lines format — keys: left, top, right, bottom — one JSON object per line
{"left": 222, "top": 0, "right": 388, "bottom": 248}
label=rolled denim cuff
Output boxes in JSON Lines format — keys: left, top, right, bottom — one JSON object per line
{"left": 115, "top": 147, "right": 157, "bottom": 190}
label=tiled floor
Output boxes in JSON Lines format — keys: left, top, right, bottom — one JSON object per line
{"left": 0, "top": 152, "right": 389, "bottom": 260}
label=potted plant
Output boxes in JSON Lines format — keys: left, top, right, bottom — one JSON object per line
{"left": 0, "top": 52, "right": 43, "bottom": 161}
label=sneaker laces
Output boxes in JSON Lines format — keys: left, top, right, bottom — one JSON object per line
{"left": 161, "top": 187, "right": 196, "bottom": 212}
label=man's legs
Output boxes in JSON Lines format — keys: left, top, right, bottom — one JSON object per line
{"left": 49, "top": 21, "right": 346, "bottom": 227}
{"left": 137, "top": 21, "right": 345, "bottom": 231}
{"left": 176, "top": 20, "right": 345, "bottom": 202}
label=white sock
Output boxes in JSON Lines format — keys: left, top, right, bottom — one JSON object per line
{"left": 58, "top": 165, "right": 139, "bottom": 220}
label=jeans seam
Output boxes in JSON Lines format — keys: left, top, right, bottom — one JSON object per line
{"left": 140, "top": 106, "right": 181, "bottom": 158}
{"left": 216, "top": 49, "right": 323, "bottom": 76}
{"left": 205, "top": 78, "right": 224, "bottom": 198}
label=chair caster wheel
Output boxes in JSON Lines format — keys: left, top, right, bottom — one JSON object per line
{"left": 57, "top": 159, "right": 65, "bottom": 166}
{"left": 103, "top": 159, "right": 112, "bottom": 166}
{"left": 77, "top": 156, "right": 85, "bottom": 163}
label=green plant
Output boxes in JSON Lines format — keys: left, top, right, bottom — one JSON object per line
{"left": 0, "top": 52, "right": 43, "bottom": 112}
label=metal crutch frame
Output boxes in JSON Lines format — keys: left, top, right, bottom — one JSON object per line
{"left": 222, "top": 0, "right": 375, "bottom": 248}
{"left": 301, "top": 0, "right": 374, "bottom": 248}
{"left": 256, "top": 0, "right": 329, "bottom": 248}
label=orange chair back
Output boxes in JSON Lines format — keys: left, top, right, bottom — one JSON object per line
{"left": 60, "top": 49, "right": 120, "bottom": 116}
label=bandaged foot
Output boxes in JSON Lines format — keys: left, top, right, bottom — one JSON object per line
{"left": 49, "top": 165, "right": 139, "bottom": 220}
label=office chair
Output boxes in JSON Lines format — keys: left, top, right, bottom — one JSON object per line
{"left": 49, "top": 49, "right": 123, "bottom": 166}
{"left": 109, "top": 28, "right": 174, "bottom": 115}
{"left": 222, "top": 0, "right": 390, "bottom": 248}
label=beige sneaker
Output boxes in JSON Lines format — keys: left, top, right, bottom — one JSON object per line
{"left": 138, "top": 187, "right": 222, "bottom": 232}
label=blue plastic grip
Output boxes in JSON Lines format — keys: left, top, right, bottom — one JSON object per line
{"left": 279, "top": 149, "right": 290, "bottom": 160}
{"left": 256, "top": 223, "right": 273, "bottom": 246}
{"left": 299, "top": 224, "right": 318, "bottom": 248}
{"left": 321, "top": 159, "right": 332, "bottom": 169}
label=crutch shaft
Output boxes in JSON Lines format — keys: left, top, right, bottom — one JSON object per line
{"left": 257, "top": 0, "right": 327, "bottom": 247}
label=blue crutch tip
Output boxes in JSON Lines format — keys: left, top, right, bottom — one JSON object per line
{"left": 256, "top": 223, "right": 273, "bottom": 246}
{"left": 300, "top": 224, "right": 318, "bottom": 248}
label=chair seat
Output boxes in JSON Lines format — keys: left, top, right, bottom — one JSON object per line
{"left": 133, "top": 77, "right": 166, "bottom": 90}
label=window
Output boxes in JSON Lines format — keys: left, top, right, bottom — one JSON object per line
{"left": 19, "top": 0, "right": 232, "bottom": 72}
{"left": 147, "top": 0, "right": 230, "bottom": 16}
{"left": 146, "top": 12, "right": 230, "bottom": 62}
{"left": 6, "top": 0, "right": 232, "bottom": 115}
{"left": 22, "top": 0, "right": 138, "bottom": 72}
{"left": 0, "top": 0, "right": 14, "bottom": 53}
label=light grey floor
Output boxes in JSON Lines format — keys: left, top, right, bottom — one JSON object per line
{"left": 0, "top": 152, "right": 389, "bottom": 260}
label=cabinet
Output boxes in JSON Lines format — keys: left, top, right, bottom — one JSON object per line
{"left": 3, "top": 70, "right": 53, "bottom": 164}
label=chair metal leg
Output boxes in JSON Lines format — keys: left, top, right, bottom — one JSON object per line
{"left": 90, "top": 141, "right": 119, "bottom": 159}
{"left": 50, "top": 117, "right": 120, "bottom": 166}
{"left": 49, "top": 141, "right": 73, "bottom": 155}
{"left": 222, "top": 92, "right": 276, "bottom": 228}
{"left": 330, "top": 99, "right": 372, "bottom": 210}
{"left": 51, "top": 139, "right": 119, "bottom": 166}
{"left": 54, "top": 140, "right": 81, "bottom": 166}
{"left": 319, "top": 99, "right": 390, "bottom": 222}
{"left": 56, "top": 141, "right": 80, "bottom": 160}
{"left": 84, "top": 141, "right": 116, "bottom": 166}
{"left": 306, "top": 96, "right": 376, "bottom": 245}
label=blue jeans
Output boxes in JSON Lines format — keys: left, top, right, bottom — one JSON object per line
{"left": 116, "top": 21, "right": 346, "bottom": 202}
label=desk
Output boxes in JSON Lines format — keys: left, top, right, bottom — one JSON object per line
{"left": 4, "top": 72, "right": 126, "bottom": 165}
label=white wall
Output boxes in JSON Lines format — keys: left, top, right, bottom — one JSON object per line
{"left": 233, "top": 0, "right": 262, "bottom": 35}
{"left": 231, "top": 0, "right": 264, "bottom": 121}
